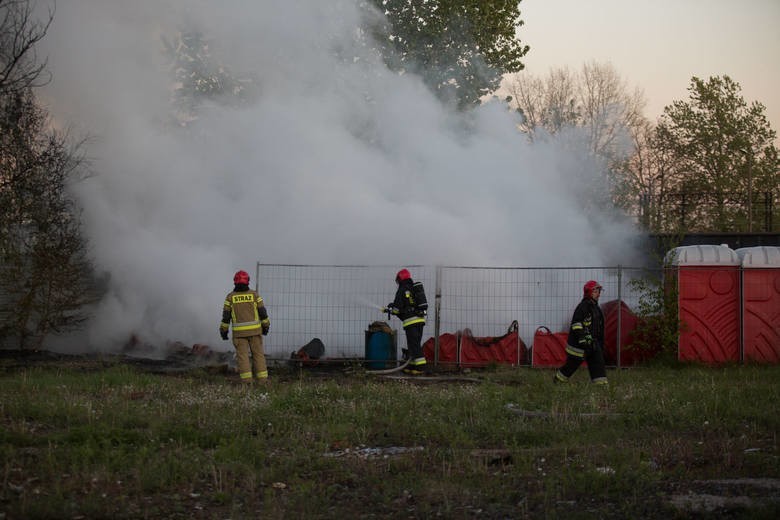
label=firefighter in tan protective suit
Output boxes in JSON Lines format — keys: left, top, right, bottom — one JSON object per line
{"left": 220, "top": 270, "right": 271, "bottom": 383}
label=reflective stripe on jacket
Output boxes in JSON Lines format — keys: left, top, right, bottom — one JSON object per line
{"left": 566, "top": 297, "right": 603, "bottom": 351}
{"left": 220, "top": 289, "right": 270, "bottom": 338}
{"left": 391, "top": 279, "right": 426, "bottom": 328}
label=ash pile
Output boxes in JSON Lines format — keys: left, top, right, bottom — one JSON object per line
{"left": 121, "top": 335, "right": 234, "bottom": 373}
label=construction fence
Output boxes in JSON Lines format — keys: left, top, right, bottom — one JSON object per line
{"left": 256, "top": 263, "right": 657, "bottom": 367}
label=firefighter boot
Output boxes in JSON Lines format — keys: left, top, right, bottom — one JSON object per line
{"left": 403, "top": 358, "right": 428, "bottom": 376}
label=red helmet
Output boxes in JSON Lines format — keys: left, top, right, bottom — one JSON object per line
{"left": 233, "top": 270, "right": 250, "bottom": 285}
{"left": 395, "top": 268, "right": 411, "bottom": 283}
{"left": 583, "top": 280, "right": 603, "bottom": 298}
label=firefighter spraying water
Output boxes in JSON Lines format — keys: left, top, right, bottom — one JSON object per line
{"left": 354, "top": 296, "right": 386, "bottom": 312}
{"left": 381, "top": 269, "right": 429, "bottom": 375}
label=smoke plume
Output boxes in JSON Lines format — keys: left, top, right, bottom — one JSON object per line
{"left": 35, "top": 0, "right": 643, "bottom": 350}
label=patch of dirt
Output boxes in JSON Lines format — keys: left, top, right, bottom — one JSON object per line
{"left": 0, "top": 344, "right": 234, "bottom": 375}
{"left": 669, "top": 478, "right": 780, "bottom": 513}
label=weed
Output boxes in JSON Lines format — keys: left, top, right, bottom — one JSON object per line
{"left": 0, "top": 359, "right": 778, "bottom": 518}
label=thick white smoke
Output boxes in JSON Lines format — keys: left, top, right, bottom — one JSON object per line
{"left": 36, "top": 1, "right": 643, "bottom": 350}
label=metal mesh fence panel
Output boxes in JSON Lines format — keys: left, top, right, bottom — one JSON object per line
{"left": 257, "top": 264, "right": 435, "bottom": 359}
{"left": 438, "top": 266, "right": 623, "bottom": 347}
{"left": 256, "top": 263, "right": 666, "bottom": 365}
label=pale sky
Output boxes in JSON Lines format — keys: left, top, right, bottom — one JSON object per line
{"left": 518, "top": 0, "right": 780, "bottom": 131}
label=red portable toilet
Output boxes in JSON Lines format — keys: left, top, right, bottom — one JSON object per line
{"left": 666, "top": 245, "right": 740, "bottom": 364}
{"left": 736, "top": 246, "right": 780, "bottom": 364}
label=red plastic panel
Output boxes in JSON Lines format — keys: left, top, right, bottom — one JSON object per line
{"left": 423, "top": 333, "right": 458, "bottom": 364}
{"left": 531, "top": 326, "right": 569, "bottom": 367}
{"left": 423, "top": 327, "right": 526, "bottom": 367}
{"left": 742, "top": 269, "right": 780, "bottom": 363}
{"left": 677, "top": 266, "right": 740, "bottom": 364}
{"left": 602, "top": 300, "right": 660, "bottom": 366}
{"left": 459, "top": 329, "right": 525, "bottom": 367}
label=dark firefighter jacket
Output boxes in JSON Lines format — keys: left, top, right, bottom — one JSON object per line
{"left": 389, "top": 279, "right": 427, "bottom": 328}
{"left": 565, "top": 297, "right": 604, "bottom": 357}
{"left": 220, "top": 284, "right": 270, "bottom": 338}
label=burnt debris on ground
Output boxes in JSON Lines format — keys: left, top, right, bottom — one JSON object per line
{"left": 0, "top": 341, "right": 234, "bottom": 375}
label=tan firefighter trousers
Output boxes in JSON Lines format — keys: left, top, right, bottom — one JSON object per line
{"left": 233, "top": 335, "right": 268, "bottom": 382}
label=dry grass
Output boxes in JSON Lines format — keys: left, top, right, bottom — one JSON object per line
{"left": 1, "top": 352, "right": 778, "bottom": 518}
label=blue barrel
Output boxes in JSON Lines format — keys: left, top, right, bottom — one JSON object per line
{"left": 365, "top": 330, "right": 396, "bottom": 369}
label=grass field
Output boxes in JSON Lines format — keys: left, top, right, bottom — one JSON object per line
{"left": 1, "top": 351, "right": 778, "bottom": 519}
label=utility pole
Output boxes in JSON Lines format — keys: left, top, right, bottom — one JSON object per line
{"left": 747, "top": 151, "right": 753, "bottom": 232}
{"left": 740, "top": 147, "right": 753, "bottom": 232}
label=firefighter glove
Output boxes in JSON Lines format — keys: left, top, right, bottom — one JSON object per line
{"left": 584, "top": 334, "right": 593, "bottom": 346}
{"left": 262, "top": 324, "right": 270, "bottom": 336}
{"left": 220, "top": 329, "right": 229, "bottom": 341}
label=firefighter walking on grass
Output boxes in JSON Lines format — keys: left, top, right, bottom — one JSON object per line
{"left": 554, "top": 280, "right": 608, "bottom": 385}
{"left": 220, "top": 270, "right": 271, "bottom": 384}
{"left": 383, "top": 268, "right": 428, "bottom": 375}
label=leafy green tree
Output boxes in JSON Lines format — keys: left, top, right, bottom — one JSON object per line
{"left": 367, "top": 0, "right": 529, "bottom": 109}
{"left": 654, "top": 75, "right": 779, "bottom": 232}
{"left": 161, "top": 29, "right": 256, "bottom": 128}
{"left": 627, "top": 269, "right": 684, "bottom": 359}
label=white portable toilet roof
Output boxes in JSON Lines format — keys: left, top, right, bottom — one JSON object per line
{"left": 666, "top": 244, "right": 740, "bottom": 266}
{"left": 735, "top": 246, "right": 780, "bottom": 268}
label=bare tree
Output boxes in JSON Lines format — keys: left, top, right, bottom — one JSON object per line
{"left": 614, "top": 119, "right": 680, "bottom": 230}
{"left": 543, "top": 67, "right": 580, "bottom": 133}
{"left": 1, "top": 88, "right": 96, "bottom": 349}
{"left": 504, "top": 61, "right": 646, "bottom": 155}
{"left": 503, "top": 66, "right": 578, "bottom": 136}
{"left": 1, "top": 1, "right": 97, "bottom": 349}
{"left": 578, "top": 61, "right": 646, "bottom": 159}
{"left": 0, "top": 0, "right": 53, "bottom": 93}
{"left": 504, "top": 61, "right": 649, "bottom": 214}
